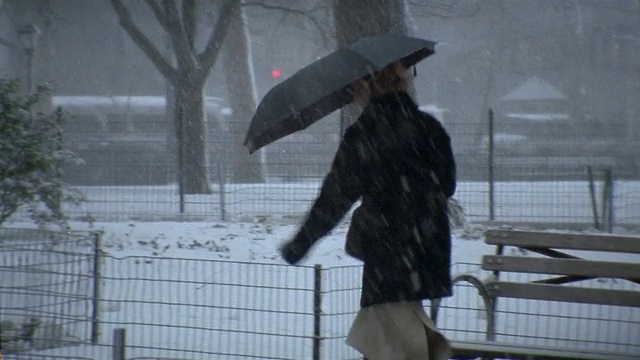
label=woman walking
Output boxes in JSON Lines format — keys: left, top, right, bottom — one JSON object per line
{"left": 280, "top": 62, "right": 456, "bottom": 360}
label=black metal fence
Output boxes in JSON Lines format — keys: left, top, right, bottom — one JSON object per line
{"left": 53, "top": 105, "right": 640, "bottom": 228}
{"left": 0, "top": 229, "right": 101, "bottom": 354}
{"left": 2, "top": 236, "right": 639, "bottom": 359}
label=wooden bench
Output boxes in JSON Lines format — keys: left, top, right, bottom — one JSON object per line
{"left": 432, "top": 229, "right": 640, "bottom": 360}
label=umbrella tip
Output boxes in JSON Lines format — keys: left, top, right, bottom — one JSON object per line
{"left": 244, "top": 140, "right": 256, "bottom": 154}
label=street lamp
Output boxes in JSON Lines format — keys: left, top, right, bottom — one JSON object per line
{"left": 18, "top": 23, "right": 40, "bottom": 94}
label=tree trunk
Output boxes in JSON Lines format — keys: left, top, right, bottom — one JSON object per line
{"left": 222, "top": 0, "right": 264, "bottom": 183}
{"left": 35, "top": 0, "right": 54, "bottom": 113}
{"left": 175, "top": 77, "right": 211, "bottom": 194}
{"left": 333, "top": 0, "right": 413, "bottom": 135}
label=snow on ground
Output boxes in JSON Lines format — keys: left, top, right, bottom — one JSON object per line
{"left": 3, "top": 217, "right": 640, "bottom": 359}
{"left": 58, "top": 218, "right": 492, "bottom": 266}
{"left": 2, "top": 218, "right": 497, "bottom": 360}
{"left": 61, "top": 180, "right": 640, "bottom": 225}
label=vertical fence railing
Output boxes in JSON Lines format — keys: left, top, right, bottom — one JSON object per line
{"left": 90, "top": 231, "right": 103, "bottom": 344}
{"left": 487, "top": 108, "right": 495, "bottom": 221}
{"left": 177, "top": 105, "right": 186, "bottom": 214}
{"left": 113, "top": 328, "right": 126, "bottom": 360}
{"left": 603, "top": 168, "right": 614, "bottom": 232}
{"left": 313, "top": 264, "right": 322, "bottom": 360}
{"left": 217, "top": 161, "right": 227, "bottom": 221}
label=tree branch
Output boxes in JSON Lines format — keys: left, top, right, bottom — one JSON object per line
{"left": 242, "top": 1, "right": 334, "bottom": 52}
{"left": 243, "top": 0, "right": 332, "bottom": 46}
{"left": 161, "top": 0, "right": 197, "bottom": 71}
{"left": 144, "top": 0, "right": 171, "bottom": 31}
{"left": 182, "top": 0, "right": 197, "bottom": 50}
{"left": 198, "top": 0, "right": 240, "bottom": 72}
{"left": 111, "top": 0, "right": 177, "bottom": 83}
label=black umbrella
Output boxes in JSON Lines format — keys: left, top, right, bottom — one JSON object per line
{"left": 243, "top": 34, "right": 436, "bottom": 153}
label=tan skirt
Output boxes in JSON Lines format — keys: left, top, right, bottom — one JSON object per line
{"left": 346, "top": 301, "right": 451, "bottom": 360}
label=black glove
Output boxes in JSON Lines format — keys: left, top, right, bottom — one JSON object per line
{"left": 280, "top": 237, "right": 312, "bottom": 265}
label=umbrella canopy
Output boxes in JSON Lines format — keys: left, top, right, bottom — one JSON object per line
{"left": 244, "top": 34, "right": 436, "bottom": 153}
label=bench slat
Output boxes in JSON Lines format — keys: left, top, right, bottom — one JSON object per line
{"left": 450, "top": 340, "right": 635, "bottom": 360}
{"left": 486, "top": 282, "right": 640, "bottom": 307}
{"left": 482, "top": 255, "right": 640, "bottom": 281}
{"left": 485, "top": 229, "right": 640, "bottom": 254}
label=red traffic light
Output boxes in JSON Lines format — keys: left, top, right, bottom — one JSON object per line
{"left": 271, "top": 69, "right": 281, "bottom": 79}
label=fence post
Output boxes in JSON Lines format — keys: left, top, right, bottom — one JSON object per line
{"left": 177, "top": 105, "right": 185, "bottom": 214}
{"left": 91, "top": 231, "right": 103, "bottom": 344}
{"left": 217, "top": 161, "right": 227, "bottom": 221}
{"left": 113, "top": 328, "right": 126, "bottom": 360}
{"left": 313, "top": 264, "right": 322, "bottom": 360}
{"left": 603, "top": 168, "right": 614, "bottom": 233}
{"left": 587, "top": 166, "right": 600, "bottom": 230}
{"left": 488, "top": 108, "right": 495, "bottom": 221}
{"left": 608, "top": 169, "right": 615, "bottom": 233}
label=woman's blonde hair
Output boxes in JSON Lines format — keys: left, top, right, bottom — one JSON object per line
{"left": 351, "top": 62, "right": 409, "bottom": 105}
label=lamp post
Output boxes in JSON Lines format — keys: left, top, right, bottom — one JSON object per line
{"left": 18, "top": 23, "right": 40, "bottom": 94}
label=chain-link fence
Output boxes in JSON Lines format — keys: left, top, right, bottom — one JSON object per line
{"left": 55, "top": 103, "right": 640, "bottom": 228}
{"left": 3, "top": 241, "right": 639, "bottom": 359}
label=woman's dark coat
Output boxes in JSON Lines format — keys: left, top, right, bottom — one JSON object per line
{"left": 287, "top": 91, "right": 456, "bottom": 308}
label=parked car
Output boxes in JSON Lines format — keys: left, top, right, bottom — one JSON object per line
{"left": 53, "top": 95, "right": 231, "bottom": 185}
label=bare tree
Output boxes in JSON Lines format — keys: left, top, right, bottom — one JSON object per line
{"left": 110, "top": 0, "right": 239, "bottom": 194}
{"left": 333, "top": 0, "right": 413, "bottom": 134}
{"left": 221, "top": 0, "right": 263, "bottom": 183}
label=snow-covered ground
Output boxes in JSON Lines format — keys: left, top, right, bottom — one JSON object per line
{"left": 0, "top": 219, "right": 486, "bottom": 359}
{"left": 2, "top": 181, "right": 640, "bottom": 359}
{"left": 63, "top": 180, "right": 640, "bottom": 225}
